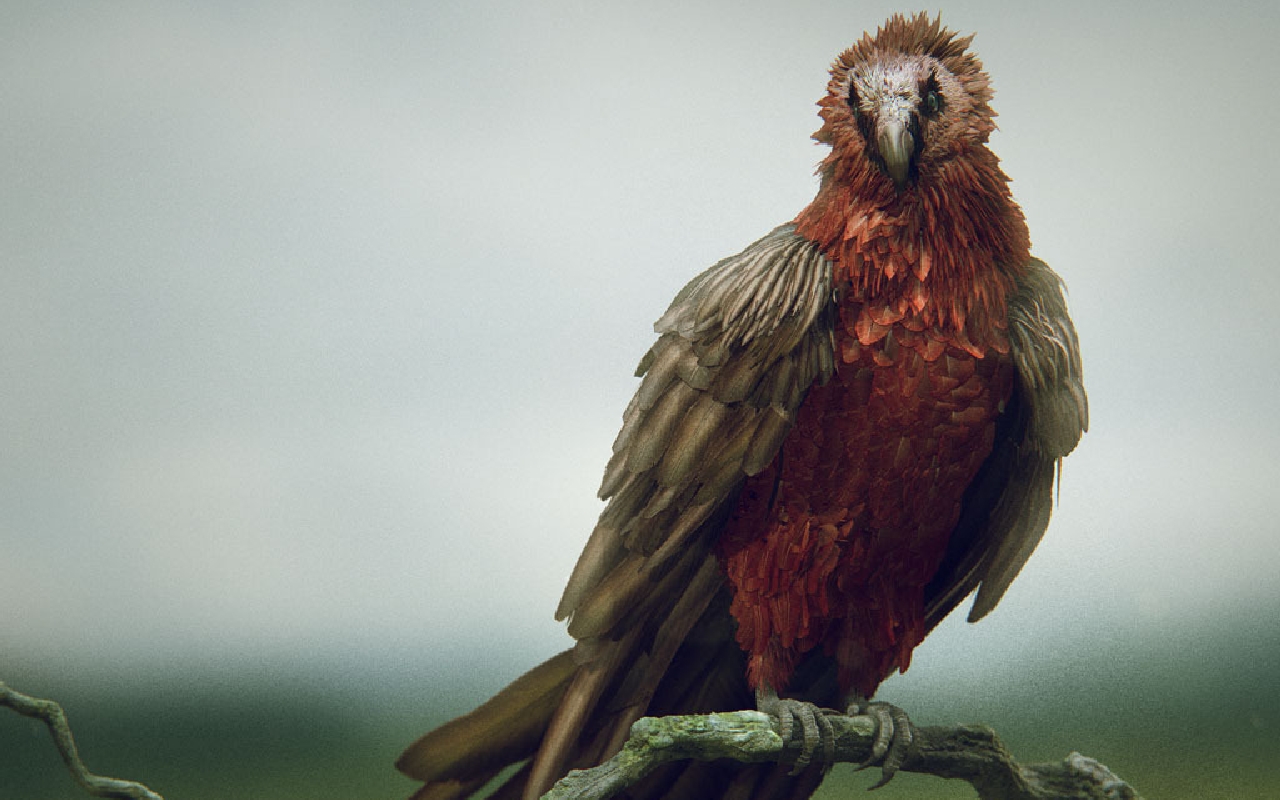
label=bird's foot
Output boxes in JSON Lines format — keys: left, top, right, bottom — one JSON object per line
{"left": 846, "top": 699, "right": 914, "bottom": 789}
{"left": 755, "top": 685, "right": 836, "bottom": 775}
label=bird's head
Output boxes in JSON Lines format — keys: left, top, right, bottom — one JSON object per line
{"left": 815, "top": 13, "right": 996, "bottom": 192}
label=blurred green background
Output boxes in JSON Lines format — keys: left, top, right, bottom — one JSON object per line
{"left": 5, "top": 597, "right": 1277, "bottom": 799}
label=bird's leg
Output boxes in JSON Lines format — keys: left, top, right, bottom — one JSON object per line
{"left": 754, "top": 684, "right": 836, "bottom": 774}
{"left": 845, "top": 697, "right": 915, "bottom": 789}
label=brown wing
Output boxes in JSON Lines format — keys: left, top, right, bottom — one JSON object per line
{"left": 924, "top": 257, "right": 1088, "bottom": 628}
{"left": 524, "top": 224, "right": 836, "bottom": 796}
{"left": 557, "top": 224, "right": 835, "bottom": 631}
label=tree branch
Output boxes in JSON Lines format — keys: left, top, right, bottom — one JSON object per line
{"left": 0, "top": 680, "right": 165, "bottom": 800}
{"left": 542, "top": 710, "right": 1141, "bottom": 800}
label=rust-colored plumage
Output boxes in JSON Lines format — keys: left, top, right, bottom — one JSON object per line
{"left": 399, "top": 13, "right": 1086, "bottom": 800}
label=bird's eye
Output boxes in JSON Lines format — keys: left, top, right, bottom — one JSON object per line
{"left": 847, "top": 84, "right": 861, "bottom": 116}
{"left": 923, "top": 90, "right": 942, "bottom": 116}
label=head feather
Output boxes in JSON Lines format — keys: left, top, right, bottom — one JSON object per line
{"left": 815, "top": 13, "right": 994, "bottom": 148}
{"left": 793, "top": 13, "right": 1031, "bottom": 344}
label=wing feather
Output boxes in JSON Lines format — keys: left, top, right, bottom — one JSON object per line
{"left": 555, "top": 224, "right": 835, "bottom": 627}
{"left": 657, "top": 395, "right": 734, "bottom": 487}
{"left": 534, "top": 225, "right": 834, "bottom": 799}
{"left": 925, "top": 257, "right": 1087, "bottom": 627}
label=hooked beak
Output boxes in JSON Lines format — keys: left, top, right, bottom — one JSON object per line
{"left": 875, "top": 111, "right": 915, "bottom": 190}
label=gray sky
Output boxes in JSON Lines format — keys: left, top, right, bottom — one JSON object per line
{"left": 3, "top": 1, "right": 1278, "bottom": 691}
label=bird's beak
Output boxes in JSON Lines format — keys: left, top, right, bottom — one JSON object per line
{"left": 876, "top": 111, "right": 914, "bottom": 190}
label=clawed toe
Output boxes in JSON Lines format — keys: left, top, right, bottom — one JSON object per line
{"left": 756, "top": 688, "right": 916, "bottom": 784}
{"left": 847, "top": 700, "right": 914, "bottom": 788}
{"left": 755, "top": 686, "right": 836, "bottom": 774}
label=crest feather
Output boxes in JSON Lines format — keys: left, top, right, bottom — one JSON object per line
{"left": 814, "top": 13, "right": 994, "bottom": 146}
{"left": 844, "top": 12, "right": 974, "bottom": 64}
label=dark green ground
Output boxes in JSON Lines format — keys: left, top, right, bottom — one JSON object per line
{"left": 3, "top": 608, "right": 1277, "bottom": 800}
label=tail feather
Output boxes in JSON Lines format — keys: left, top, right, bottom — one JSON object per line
{"left": 397, "top": 650, "right": 577, "bottom": 787}
{"left": 525, "top": 557, "right": 722, "bottom": 798}
{"left": 524, "top": 627, "right": 643, "bottom": 799}
{"left": 407, "top": 773, "right": 497, "bottom": 800}
{"left": 400, "top": 589, "right": 840, "bottom": 800}
{"left": 482, "top": 762, "right": 533, "bottom": 800}
{"left": 599, "top": 555, "right": 723, "bottom": 758}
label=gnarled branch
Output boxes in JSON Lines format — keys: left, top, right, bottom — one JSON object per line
{"left": 0, "top": 680, "right": 165, "bottom": 800}
{"left": 543, "top": 710, "right": 1141, "bottom": 800}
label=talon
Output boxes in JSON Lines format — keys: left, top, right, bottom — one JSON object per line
{"left": 847, "top": 699, "right": 915, "bottom": 789}
{"left": 755, "top": 685, "right": 836, "bottom": 775}
{"left": 775, "top": 702, "right": 795, "bottom": 742}
{"left": 820, "top": 710, "right": 836, "bottom": 764}
{"left": 864, "top": 703, "right": 893, "bottom": 763}
{"left": 788, "top": 702, "right": 817, "bottom": 773}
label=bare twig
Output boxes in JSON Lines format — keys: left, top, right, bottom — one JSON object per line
{"left": 543, "top": 710, "right": 1141, "bottom": 800}
{"left": 0, "top": 680, "right": 164, "bottom": 800}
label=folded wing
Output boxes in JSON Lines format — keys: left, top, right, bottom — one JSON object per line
{"left": 925, "top": 256, "right": 1088, "bottom": 628}
{"left": 527, "top": 224, "right": 837, "bottom": 796}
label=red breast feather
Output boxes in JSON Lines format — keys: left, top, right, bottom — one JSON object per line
{"left": 718, "top": 12, "right": 1031, "bottom": 700}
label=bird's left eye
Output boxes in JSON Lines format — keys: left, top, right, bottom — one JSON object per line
{"left": 923, "top": 90, "right": 942, "bottom": 116}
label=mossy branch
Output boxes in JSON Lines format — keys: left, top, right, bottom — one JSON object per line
{"left": 542, "top": 710, "right": 1141, "bottom": 800}
{"left": 0, "top": 680, "right": 164, "bottom": 800}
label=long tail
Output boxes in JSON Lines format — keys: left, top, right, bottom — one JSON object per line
{"left": 396, "top": 649, "right": 578, "bottom": 800}
{"left": 397, "top": 585, "right": 839, "bottom": 800}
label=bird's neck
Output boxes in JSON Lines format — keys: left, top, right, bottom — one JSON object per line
{"left": 793, "top": 146, "right": 1030, "bottom": 350}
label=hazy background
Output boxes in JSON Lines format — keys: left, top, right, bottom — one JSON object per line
{"left": 3, "top": 2, "right": 1278, "bottom": 798}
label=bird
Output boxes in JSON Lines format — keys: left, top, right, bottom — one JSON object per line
{"left": 398, "top": 12, "right": 1087, "bottom": 800}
